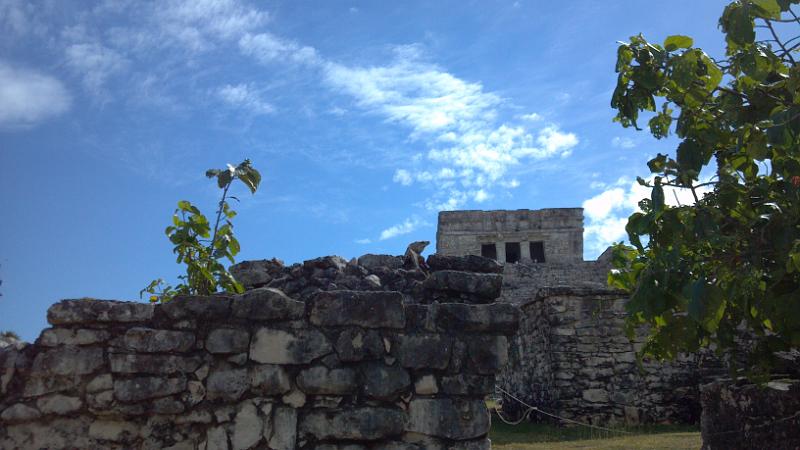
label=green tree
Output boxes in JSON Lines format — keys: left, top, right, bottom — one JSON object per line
{"left": 142, "top": 160, "right": 261, "bottom": 302}
{"left": 609, "top": 0, "right": 800, "bottom": 377}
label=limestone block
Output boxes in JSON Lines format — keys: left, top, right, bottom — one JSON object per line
{"left": 396, "top": 334, "right": 452, "bottom": 369}
{"left": 206, "top": 367, "right": 248, "bottom": 401}
{"left": 249, "top": 364, "right": 291, "bottom": 395}
{"left": 39, "top": 328, "right": 110, "bottom": 346}
{"left": 357, "top": 254, "right": 404, "bottom": 270}
{"left": 160, "top": 295, "right": 232, "bottom": 320}
{"left": 466, "top": 335, "right": 508, "bottom": 374}
{"left": 300, "top": 407, "right": 406, "bottom": 440}
{"left": 249, "top": 327, "right": 332, "bottom": 364}
{"left": 414, "top": 374, "right": 439, "bottom": 395}
{"left": 269, "top": 406, "right": 297, "bottom": 450}
{"left": 582, "top": 388, "right": 609, "bottom": 403}
{"left": 335, "top": 328, "right": 384, "bottom": 361}
{"left": 1, "top": 403, "right": 41, "bottom": 422}
{"left": 87, "top": 373, "right": 113, "bottom": 392}
{"left": 282, "top": 389, "right": 307, "bottom": 408}
{"left": 309, "top": 291, "right": 405, "bottom": 329}
{"left": 35, "top": 394, "right": 82, "bottom": 415}
{"left": 113, "top": 376, "right": 186, "bottom": 402}
{"left": 439, "top": 374, "right": 495, "bottom": 395}
{"left": 361, "top": 363, "right": 411, "bottom": 400}
{"left": 32, "top": 346, "right": 104, "bottom": 375}
{"left": 423, "top": 271, "right": 503, "bottom": 300}
{"left": 123, "top": 327, "right": 195, "bottom": 353}
{"left": 232, "top": 287, "right": 305, "bottom": 321}
{"left": 426, "top": 254, "right": 503, "bottom": 274}
{"left": 229, "top": 259, "right": 276, "bottom": 288}
{"left": 232, "top": 400, "right": 263, "bottom": 450}
{"left": 110, "top": 354, "right": 202, "bottom": 374}
{"left": 88, "top": 420, "right": 139, "bottom": 442}
{"left": 47, "top": 299, "right": 154, "bottom": 325}
{"left": 206, "top": 328, "right": 250, "bottom": 354}
{"left": 406, "top": 398, "right": 489, "bottom": 440}
{"left": 364, "top": 274, "right": 382, "bottom": 288}
{"left": 434, "top": 303, "right": 520, "bottom": 333}
{"left": 151, "top": 396, "right": 185, "bottom": 414}
{"left": 87, "top": 390, "right": 114, "bottom": 410}
{"left": 297, "top": 365, "right": 357, "bottom": 395}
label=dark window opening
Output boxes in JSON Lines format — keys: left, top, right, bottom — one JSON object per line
{"left": 505, "top": 242, "right": 521, "bottom": 263}
{"left": 530, "top": 241, "right": 546, "bottom": 263}
{"left": 481, "top": 243, "right": 497, "bottom": 260}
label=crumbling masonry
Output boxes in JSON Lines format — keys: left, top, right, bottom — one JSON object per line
{"left": 0, "top": 255, "right": 519, "bottom": 449}
{"left": 438, "top": 208, "right": 708, "bottom": 425}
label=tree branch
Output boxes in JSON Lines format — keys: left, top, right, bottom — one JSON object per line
{"left": 764, "top": 19, "right": 797, "bottom": 64}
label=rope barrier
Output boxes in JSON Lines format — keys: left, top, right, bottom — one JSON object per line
{"left": 494, "top": 386, "right": 632, "bottom": 435}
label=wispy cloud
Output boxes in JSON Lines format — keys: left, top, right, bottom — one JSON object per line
{"left": 0, "top": 61, "right": 71, "bottom": 129}
{"left": 611, "top": 136, "right": 636, "bottom": 149}
{"left": 158, "top": 0, "right": 269, "bottom": 51}
{"left": 239, "top": 32, "right": 320, "bottom": 65}
{"left": 379, "top": 216, "right": 429, "bottom": 241}
{"left": 582, "top": 177, "right": 712, "bottom": 257}
{"left": 64, "top": 42, "right": 128, "bottom": 97}
{"left": 323, "top": 47, "right": 579, "bottom": 211}
{"left": 216, "top": 83, "right": 274, "bottom": 114}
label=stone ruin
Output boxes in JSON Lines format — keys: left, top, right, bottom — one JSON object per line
{"left": 437, "top": 208, "right": 720, "bottom": 425}
{"left": 0, "top": 253, "right": 519, "bottom": 449}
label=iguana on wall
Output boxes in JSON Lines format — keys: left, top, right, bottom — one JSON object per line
{"left": 404, "top": 240, "right": 430, "bottom": 274}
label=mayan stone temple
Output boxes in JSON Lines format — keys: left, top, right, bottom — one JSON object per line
{"left": 438, "top": 208, "right": 709, "bottom": 425}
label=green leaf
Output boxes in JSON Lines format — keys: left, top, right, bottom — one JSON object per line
{"left": 652, "top": 179, "right": 665, "bottom": 212}
{"left": 664, "top": 35, "right": 693, "bottom": 52}
{"left": 676, "top": 139, "right": 704, "bottom": 179}
{"left": 750, "top": 0, "right": 782, "bottom": 19}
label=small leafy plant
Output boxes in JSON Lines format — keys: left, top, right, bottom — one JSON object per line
{"left": 142, "top": 160, "right": 261, "bottom": 302}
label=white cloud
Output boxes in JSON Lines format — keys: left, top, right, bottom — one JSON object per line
{"left": 355, "top": 238, "right": 372, "bottom": 244}
{"left": 65, "top": 42, "right": 128, "bottom": 95}
{"left": 324, "top": 53, "right": 500, "bottom": 136}
{"left": 520, "top": 112, "right": 541, "bottom": 121}
{"left": 0, "top": 0, "right": 47, "bottom": 37}
{"left": 239, "top": 32, "right": 320, "bottom": 65}
{"left": 537, "top": 126, "right": 579, "bottom": 157}
{"left": 323, "top": 48, "right": 579, "bottom": 210}
{"left": 379, "top": 216, "right": 428, "bottom": 241}
{"left": 393, "top": 169, "right": 413, "bottom": 186}
{"left": 612, "top": 136, "right": 636, "bottom": 149}
{"left": 582, "top": 177, "right": 713, "bottom": 257}
{"left": 0, "top": 62, "right": 71, "bottom": 129}
{"left": 158, "top": 0, "right": 269, "bottom": 51}
{"left": 474, "top": 189, "right": 490, "bottom": 202}
{"left": 216, "top": 83, "right": 274, "bottom": 114}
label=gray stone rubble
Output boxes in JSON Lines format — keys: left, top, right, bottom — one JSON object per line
{"left": 0, "top": 253, "right": 518, "bottom": 449}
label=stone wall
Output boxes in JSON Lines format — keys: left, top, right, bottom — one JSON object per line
{"left": 498, "top": 287, "right": 703, "bottom": 426}
{"left": 0, "top": 256, "right": 519, "bottom": 449}
{"left": 700, "top": 379, "right": 800, "bottom": 450}
{"left": 498, "top": 260, "right": 611, "bottom": 305}
{"left": 436, "top": 209, "right": 584, "bottom": 264}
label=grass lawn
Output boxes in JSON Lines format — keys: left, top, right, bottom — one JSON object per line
{"left": 489, "top": 419, "right": 701, "bottom": 450}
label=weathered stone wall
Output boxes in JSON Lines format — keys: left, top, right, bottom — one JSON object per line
{"left": 498, "top": 287, "right": 703, "bottom": 426}
{"left": 498, "top": 260, "right": 611, "bottom": 305}
{"left": 700, "top": 379, "right": 800, "bottom": 450}
{"left": 0, "top": 256, "right": 519, "bottom": 449}
{"left": 436, "top": 209, "right": 584, "bottom": 264}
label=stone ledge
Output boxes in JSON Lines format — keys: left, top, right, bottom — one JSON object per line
{"left": 423, "top": 271, "right": 503, "bottom": 301}
{"left": 48, "top": 299, "right": 154, "bottom": 325}
{"left": 309, "top": 291, "right": 405, "bottom": 329}
{"left": 434, "top": 303, "right": 520, "bottom": 334}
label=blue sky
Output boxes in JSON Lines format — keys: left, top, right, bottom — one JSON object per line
{"left": 0, "top": 0, "right": 730, "bottom": 340}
